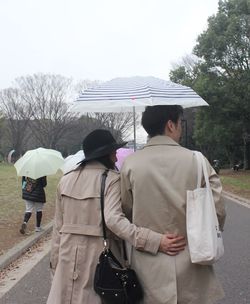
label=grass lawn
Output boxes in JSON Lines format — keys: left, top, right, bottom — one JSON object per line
{"left": 0, "top": 163, "right": 62, "bottom": 255}
{"left": 220, "top": 169, "right": 250, "bottom": 200}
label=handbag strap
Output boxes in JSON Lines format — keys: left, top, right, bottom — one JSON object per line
{"left": 100, "top": 170, "right": 129, "bottom": 263}
{"left": 100, "top": 170, "right": 108, "bottom": 245}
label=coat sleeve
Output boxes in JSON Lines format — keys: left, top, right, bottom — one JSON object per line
{"left": 204, "top": 157, "right": 226, "bottom": 231}
{"left": 120, "top": 164, "right": 133, "bottom": 222}
{"left": 104, "top": 175, "right": 162, "bottom": 255}
{"left": 50, "top": 183, "right": 63, "bottom": 273}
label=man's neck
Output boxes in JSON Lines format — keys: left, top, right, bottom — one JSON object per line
{"left": 164, "top": 132, "right": 179, "bottom": 144}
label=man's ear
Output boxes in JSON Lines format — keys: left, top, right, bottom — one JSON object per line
{"left": 165, "top": 120, "right": 174, "bottom": 134}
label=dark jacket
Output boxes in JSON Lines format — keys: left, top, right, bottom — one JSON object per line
{"left": 22, "top": 176, "right": 47, "bottom": 203}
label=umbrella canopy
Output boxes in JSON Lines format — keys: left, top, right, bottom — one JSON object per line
{"left": 14, "top": 147, "right": 64, "bottom": 179}
{"left": 61, "top": 150, "right": 84, "bottom": 174}
{"left": 115, "top": 148, "right": 134, "bottom": 170}
{"left": 70, "top": 76, "right": 208, "bottom": 114}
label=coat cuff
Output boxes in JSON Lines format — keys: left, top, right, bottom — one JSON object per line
{"left": 144, "top": 230, "right": 162, "bottom": 255}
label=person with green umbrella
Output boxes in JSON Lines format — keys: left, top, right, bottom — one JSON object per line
{"left": 20, "top": 176, "right": 47, "bottom": 234}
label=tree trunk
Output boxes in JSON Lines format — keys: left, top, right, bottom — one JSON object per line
{"left": 244, "top": 142, "right": 250, "bottom": 170}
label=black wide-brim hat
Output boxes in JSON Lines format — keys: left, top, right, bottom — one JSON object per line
{"left": 78, "top": 129, "right": 127, "bottom": 165}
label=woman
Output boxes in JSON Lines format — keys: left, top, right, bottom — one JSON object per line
{"left": 20, "top": 176, "right": 47, "bottom": 234}
{"left": 47, "top": 129, "right": 186, "bottom": 304}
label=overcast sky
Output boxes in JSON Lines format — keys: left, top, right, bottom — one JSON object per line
{"left": 0, "top": 0, "right": 220, "bottom": 142}
{"left": 0, "top": 0, "right": 220, "bottom": 90}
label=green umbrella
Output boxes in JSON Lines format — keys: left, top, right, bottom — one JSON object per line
{"left": 14, "top": 147, "right": 64, "bottom": 179}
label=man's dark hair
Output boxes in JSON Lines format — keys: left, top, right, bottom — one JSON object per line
{"left": 141, "top": 105, "right": 183, "bottom": 137}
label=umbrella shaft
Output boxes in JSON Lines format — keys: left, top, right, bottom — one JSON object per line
{"left": 133, "top": 107, "right": 136, "bottom": 151}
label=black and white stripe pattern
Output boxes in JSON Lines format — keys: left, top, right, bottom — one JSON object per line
{"left": 71, "top": 76, "right": 208, "bottom": 113}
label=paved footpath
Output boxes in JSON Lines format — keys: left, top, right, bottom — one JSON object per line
{"left": 0, "top": 239, "right": 51, "bottom": 304}
{"left": 0, "top": 194, "right": 250, "bottom": 304}
{"left": 215, "top": 196, "right": 250, "bottom": 303}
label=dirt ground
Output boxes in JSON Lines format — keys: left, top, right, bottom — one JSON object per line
{"left": 1, "top": 169, "right": 250, "bottom": 257}
{"left": 0, "top": 202, "right": 55, "bottom": 256}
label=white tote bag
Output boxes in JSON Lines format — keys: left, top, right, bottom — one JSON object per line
{"left": 186, "top": 151, "right": 224, "bottom": 265}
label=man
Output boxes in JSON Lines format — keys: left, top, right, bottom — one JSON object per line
{"left": 120, "top": 105, "right": 226, "bottom": 304}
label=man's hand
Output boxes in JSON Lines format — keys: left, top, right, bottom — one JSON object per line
{"left": 159, "top": 233, "right": 186, "bottom": 256}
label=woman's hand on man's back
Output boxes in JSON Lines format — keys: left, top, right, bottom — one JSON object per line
{"left": 159, "top": 234, "right": 186, "bottom": 256}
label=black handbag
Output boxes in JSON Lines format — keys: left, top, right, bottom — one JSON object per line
{"left": 94, "top": 170, "right": 143, "bottom": 304}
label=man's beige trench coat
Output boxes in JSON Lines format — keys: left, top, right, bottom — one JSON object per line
{"left": 47, "top": 161, "right": 163, "bottom": 304}
{"left": 120, "top": 136, "right": 226, "bottom": 304}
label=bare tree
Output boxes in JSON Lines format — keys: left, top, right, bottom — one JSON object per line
{"left": 0, "top": 111, "right": 6, "bottom": 158}
{"left": 85, "top": 113, "right": 136, "bottom": 140}
{"left": 75, "top": 79, "right": 101, "bottom": 93}
{"left": 16, "top": 73, "right": 76, "bottom": 149}
{"left": 171, "top": 54, "right": 199, "bottom": 73}
{"left": 75, "top": 80, "right": 137, "bottom": 140}
{"left": 0, "top": 88, "right": 32, "bottom": 156}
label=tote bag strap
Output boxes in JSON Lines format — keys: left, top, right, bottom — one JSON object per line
{"left": 194, "top": 151, "right": 212, "bottom": 191}
{"left": 195, "top": 152, "right": 221, "bottom": 231}
{"left": 200, "top": 154, "right": 211, "bottom": 190}
{"left": 194, "top": 151, "right": 203, "bottom": 188}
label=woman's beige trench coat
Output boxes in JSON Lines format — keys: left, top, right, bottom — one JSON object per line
{"left": 120, "top": 135, "right": 226, "bottom": 304}
{"left": 47, "top": 162, "right": 163, "bottom": 304}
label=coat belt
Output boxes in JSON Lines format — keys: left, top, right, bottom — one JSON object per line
{"left": 60, "top": 224, "right": 102, "bottom": 236}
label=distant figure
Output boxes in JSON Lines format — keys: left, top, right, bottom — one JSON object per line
{"left": 213, "top": 159, "right": 220, "bottom": 174}
{"left": 233, "top": 161, "right": 242, "bottom": 171}
{"left": 20, "top": 176, "right": 47, "bottom": 234}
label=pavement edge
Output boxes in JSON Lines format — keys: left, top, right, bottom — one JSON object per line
{"left": 222, "top": 191, "right": 250, "bottom": 208}
{"left": 0, "top": 221, "right": 53, "bottom": 272}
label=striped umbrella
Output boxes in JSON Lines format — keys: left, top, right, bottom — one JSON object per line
{"left": 70, "top": 76, "right": 208, "bottom": 149}
{"left": 71, "top": 76, "right": 208, "bottom": 113}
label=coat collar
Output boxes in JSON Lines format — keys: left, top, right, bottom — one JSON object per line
{"left": 81, "top": 160, "right": 107, "bottom": 170}
{"left": 66, "top": 160, "right": 107, "bottom": 175}
{"left": 144, "top": 135, "right": 180, "bottom": 149}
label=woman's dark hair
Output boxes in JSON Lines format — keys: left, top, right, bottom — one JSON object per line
{"left": 80, "top": 154, "right": 115, "bottom": 170}
{"left": 141, "top": 105, "right": 183, "bottom": 137}
{"left": 95, "top": 154, "right": 116, "bottom": 169}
